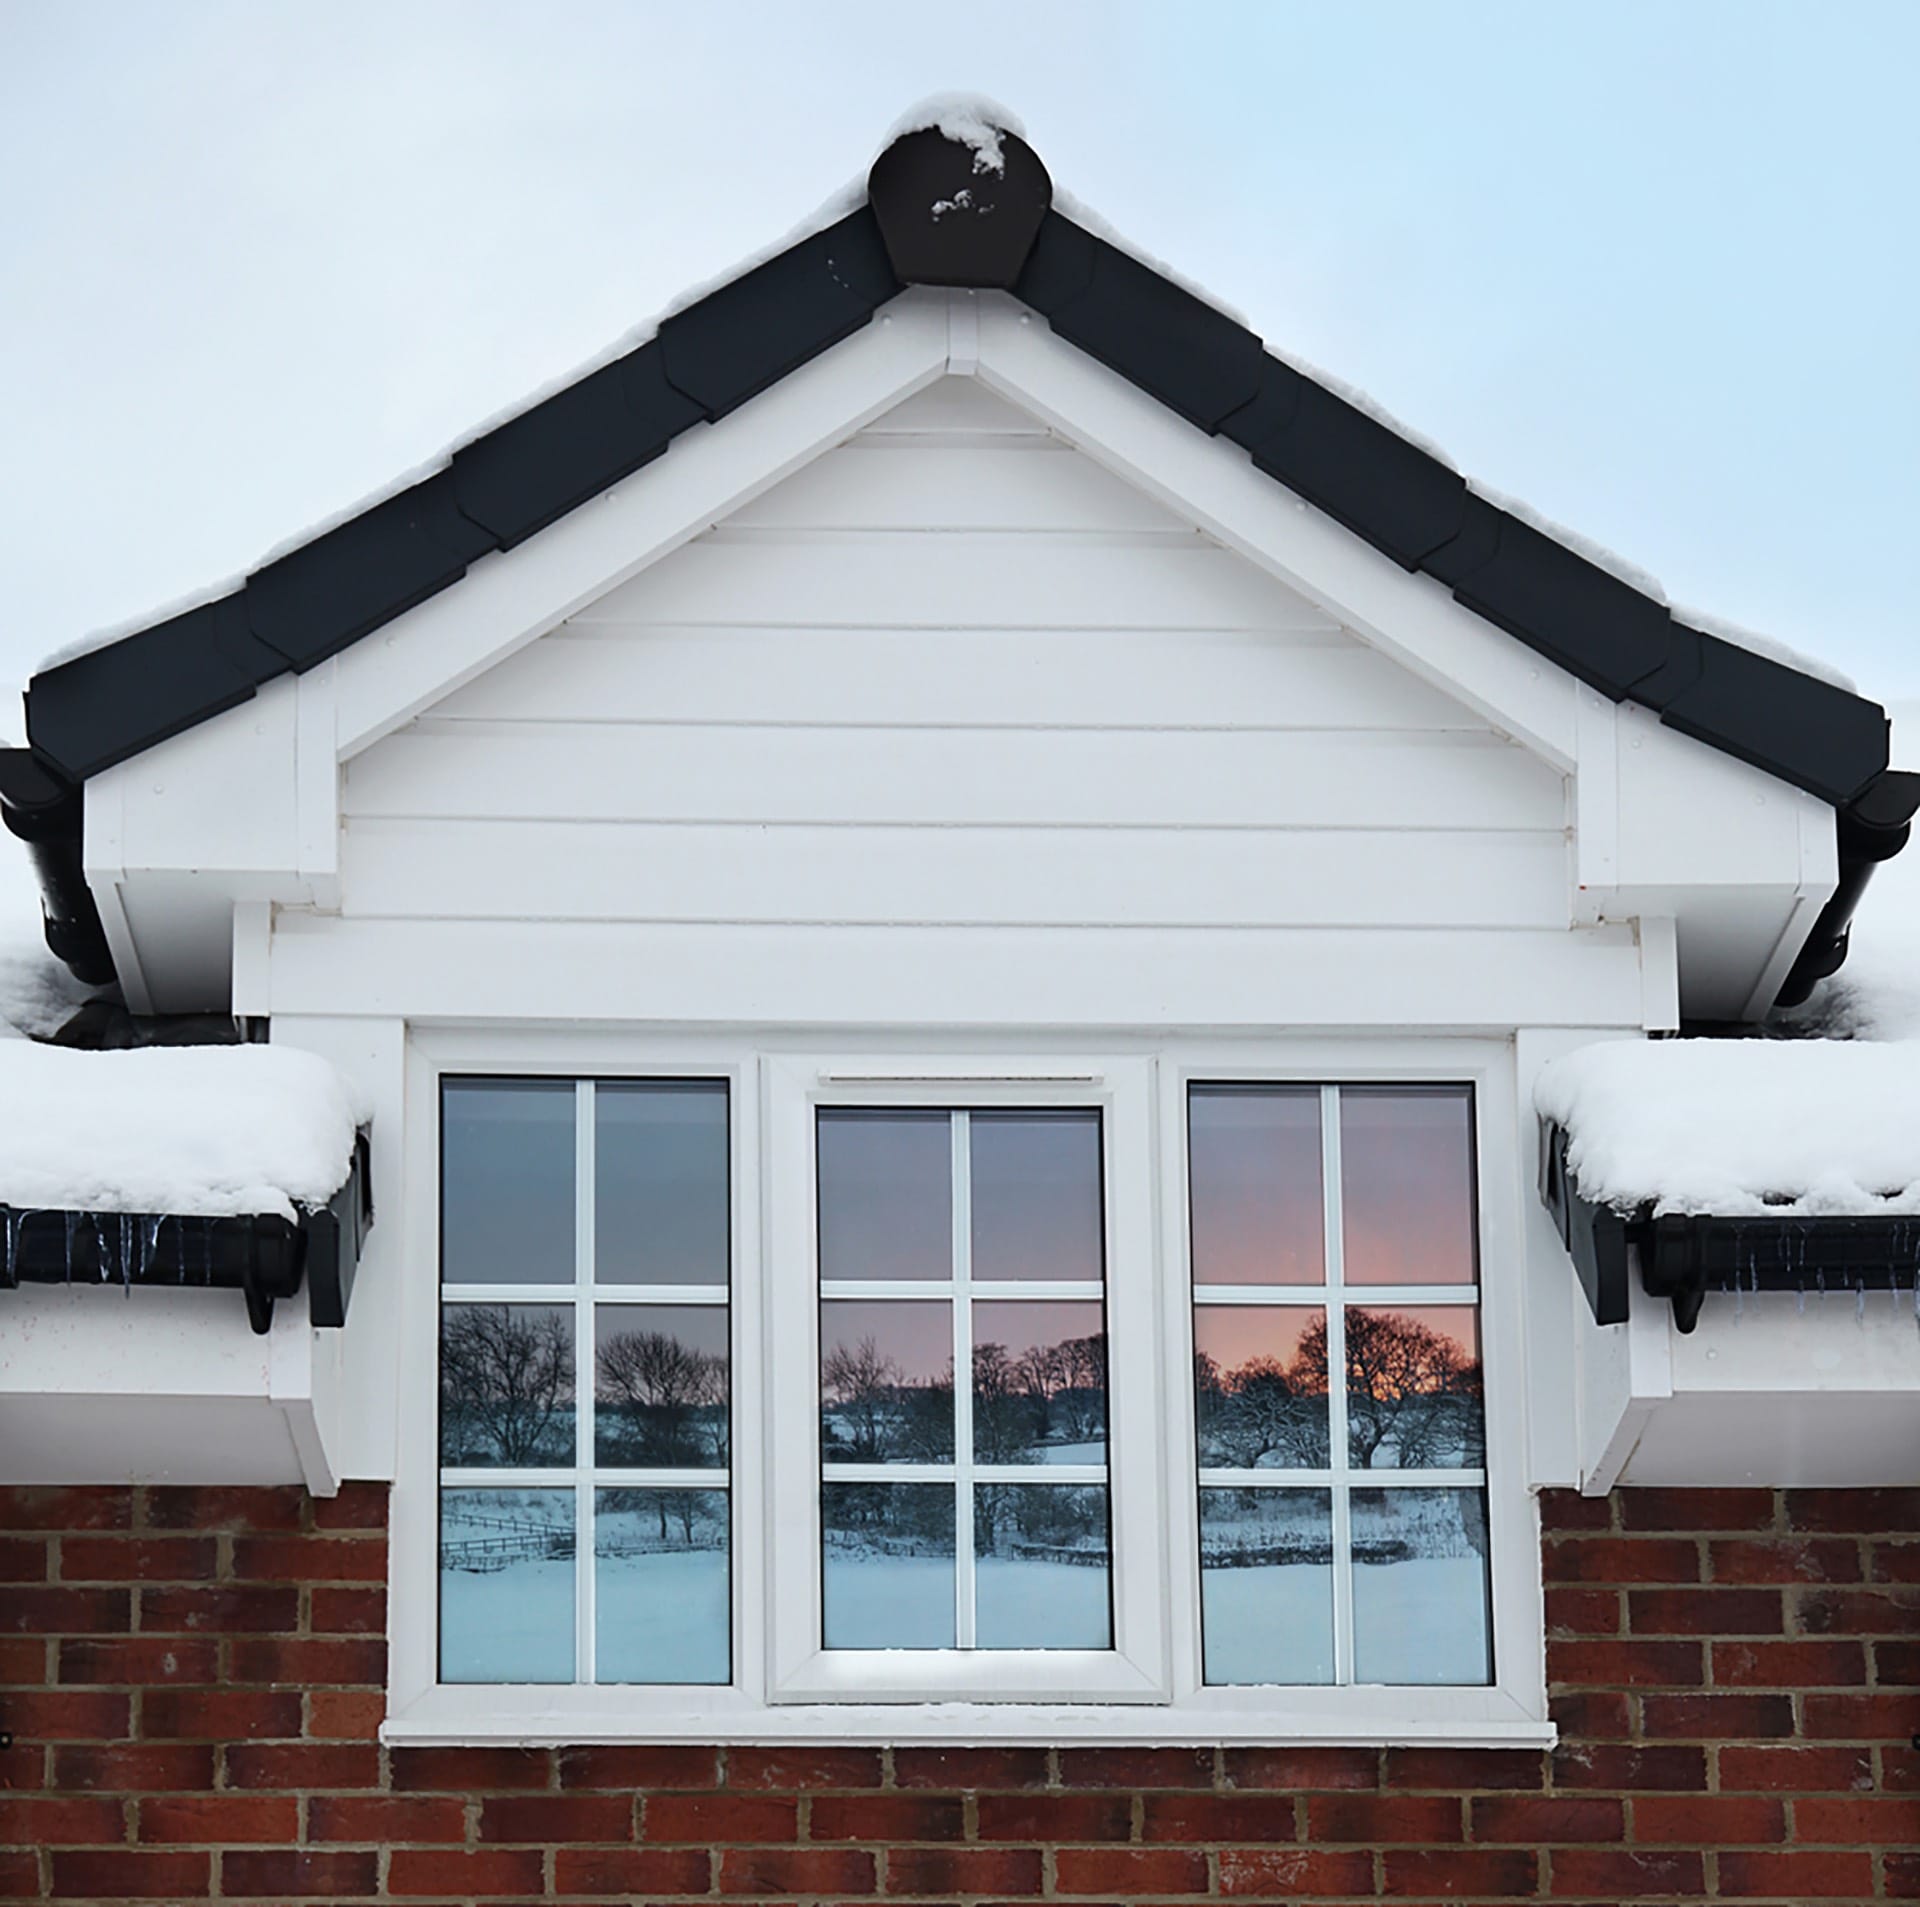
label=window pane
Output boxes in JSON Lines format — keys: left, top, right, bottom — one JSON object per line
{"left": 1193, "top": 1307, "right": 1329, "bottom": 1469}
{"left": 1345, "top": 1306, "right": 1484, "bottom": 1471}
{"left": 595, "top": 1083, "right": 728, "bottom": 1286}
{"left": 970, "top": 1111, "right": 1102, "bottom": 1283}
{"left": 1189, "top": 1086, "right": 1324, "bottom": 1285}
{"left": 1199, "top": 1487, "right": 1334, "bottom": 1685}
{"left": 439, "top": 1304, "right": 575, "bottom": 1467}
{"left": 439, "top": 1489, "right": 574, "bottom": 1683}
{"left": 974, "top": 1485, "right": 1111, "bottom": 1648}
{"left": 1340, "top": 1087, "right": 1477, "bottom": 1286}
{"left": 820, "top": 1300, "right": 954, "bottom": 1463}
{"left": 594, "top": 1305, "right": 729, "bottom": 1468}
{"left": 595, "top": 1488, "right": 730, "bottom": 1684}
{"left": 972, "top": 1302, "right": 1106, "bottom": 1466}
{"left": 818, "top": 1110, "right": 952, "bottom": 1281}
{"left": 441, "top": 1080, "right": 575, "bottom": 1285}
{"left": 822, "top": 1484, "right": 956, "bottom": 1648}
{"left": 1351, "top": 1487, "right": 1492, "bottom": 1685}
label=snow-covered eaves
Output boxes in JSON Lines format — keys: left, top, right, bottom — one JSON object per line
{"left": 5, "top": 108, "right": 1915, "bottom": 995}
{"left": 0, "top": 1042, "right": 372, "bottom": 1333}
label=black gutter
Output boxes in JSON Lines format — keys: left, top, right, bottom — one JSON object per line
{"left": 0, "top": 1133, "right": 372, "bottom": 1334}
{"left": 1541, "top": 1121, "right": 1920, "bottom": 1333}
{"left": 9, "top": 119, "right": 1913, "bottom": 1006}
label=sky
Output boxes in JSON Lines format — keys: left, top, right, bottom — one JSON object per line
{"left": 1, "top": 0, "right": 1916, "bottom": 751}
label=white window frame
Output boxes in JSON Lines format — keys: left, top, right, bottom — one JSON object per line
{"left": 385, "top": 1027, "right": 1550, "bottom": 1747}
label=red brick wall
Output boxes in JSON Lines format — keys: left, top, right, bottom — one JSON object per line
{"left": 2, "top": 1482, "right": 1917, "bottom": 1902}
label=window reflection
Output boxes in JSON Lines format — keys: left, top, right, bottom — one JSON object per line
{"left": 1199, "top": 1488, "right": 1334, "bottom": 1685}
{"left": 441, "top": 1080, "right": 575, "bottom": 1285}
{"left": 1188, "top": 1087, "right": 1324, "bottom": 1285}
{"left": 1340, "top": 1087, "right": 1477, "bottom": 1287}
{"left": 439, "top": 1489, "right": 574, "bottom": 1683}
{"left": 818, "top": 1110, "right": 952, "bottom": 1281}
{"left": 1351, "top": 1488, "right": 1492, "bottom": 1685}
{"left": 1344, "top": 1307, "right": 1483, "bottom": 1470}
{"left": 439, "top": 1305, "right": 575, "bottom": 1467}
{"left": 822, "top": 1484, "right": 957, "bottom": 1649}
{"left": 974, "top": 1485, "right": 1111, "bottom": 1648}
{"left": 819, "top": 1301, "right": 954, "bottom": 1463}
{"left": 595, "top": 1488, "right": 730, "bottom": 1684}
{"left": 595, "top": 1083, "right": 729, "bottom": 1286}
{"left": 1193, "top": 1307, "right": 1329, "bottom": 1469}
{"left": 970, "top": 1112, "right": 1103, "bottom": 1283}
{"left": 594, "top": 1305, "right": 730, "bottom": 1468}
{"left": 972, "top": 1302, "right": 1106, "bottom": 1466}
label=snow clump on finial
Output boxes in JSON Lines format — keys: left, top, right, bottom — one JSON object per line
{"left": 884, "top": 93, "right": 1026, "bottom": 175}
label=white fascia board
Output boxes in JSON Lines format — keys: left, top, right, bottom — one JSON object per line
{"left": 970, "top": 297, "right": 1579, "bottom": 773}
{"left": 332, "top": 293, "right": 953, "bottom": 762}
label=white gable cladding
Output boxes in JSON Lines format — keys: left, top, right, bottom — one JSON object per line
{"left": 337, "top": 381, "right": 1572, "bottom": 978}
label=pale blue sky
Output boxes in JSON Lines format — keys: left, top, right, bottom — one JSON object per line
{"left": 1, "top": 0, "right": 1914, "bottom": 745}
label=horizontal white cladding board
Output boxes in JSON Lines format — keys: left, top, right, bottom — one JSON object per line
{"left": 571, "top": 536, "right": 1332, "bottom": 631}
{"left": 339, "top": 818, "right": 1569, "bottom": 928}
{"left": 724, "top": 445, "right": 1190, "bottom": 533}
{"left": 262, "top": 916, "right": 1648, "bottom": 1028}
{"left": 345, "top": 725, "right": 1564, "bottom": 831}
{"left": 426, "top": 628, "right": 1485, "bottom": 732}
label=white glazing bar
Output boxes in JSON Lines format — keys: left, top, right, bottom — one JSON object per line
{"left": 590, "top": 1469, "right": 735, "bottom": 1491}
{"left": 581, "top": 1285, "right": 731, "bottom": 1307}
{"left": 574, "top": 1080, "right": 596, "bottom": 1686}
{"left": 1322, "top": 1086, "right": 1356, "bottom": 1687}
{"left": 820, "top": 1279, "right": 957, "bottom": 1301}
{"left": 951, "top": 1112, "right": 976, "bottom": 1650}
{"left": 442, "top": 1281, "right": 592, "bottom": 1305}
{"left": 1192, "top": 1283, "right": 1480, "bottom": 1309}
{"left": 1196, "top": 1467, "right": 1485, "bottom": 1492}
{"left": 823, "top": 1463, "right": 1108, "bottom": 1487}
{"left": 819, "top": 1278, "right": 1105, "bottom": 1303}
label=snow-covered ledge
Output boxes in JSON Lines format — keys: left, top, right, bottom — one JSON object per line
{"left": 0, "top": 1039, "right": 369, "bottom": 1494}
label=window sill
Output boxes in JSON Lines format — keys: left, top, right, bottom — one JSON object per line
{"left": 382, "top": 1687, "right": 1557, "bottom": 1750}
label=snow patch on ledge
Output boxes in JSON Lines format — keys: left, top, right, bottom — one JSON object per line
{"left": 0, "top": 1043, "right": 366, "bottom": 1222}
{"left": 1536, "top": 1038, "right": 1920, "bottom": 1219}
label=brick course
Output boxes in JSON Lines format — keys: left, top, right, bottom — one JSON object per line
{"left": 1, "top": 1484, "right": 1918, "bottom": 1901}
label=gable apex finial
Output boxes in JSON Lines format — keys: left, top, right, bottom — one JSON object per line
{"left": 867, "top": 95, "right": 1051, "bottom": 290}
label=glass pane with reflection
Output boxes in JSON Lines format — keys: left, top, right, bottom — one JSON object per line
{"left": 822, "top": 1484, "right": 956, "bottom": 1648}
{"left": 594, "top": 1305, "right": 730, "bottom": 1468}
{"left": 439, "top": 1304, "right": 575, "bottom": 1467}
{"left": 817, "top": 1111, "right": 953, "bottom": 1282}
{"left": 819, "top": 1301, "right": 954, "bottom": 1463}
{"left": 974, "top": 1485, "right": 1111, "bottom": 1649}
{"left": 1189, "top": 1087, "right": 1324, "bottom": 1285}
{"left": 595, "top": 1082, "right": 728, "bottom": 1286}
{"left": 1351, "top": 1487, "right": 1493, "bottom": 1685}
{"left": 439, "top": 1488, "right": 574, "bottom": 1683}
{"left": 1345, "top": 1306, "right": 1484, "bottom": 1471}
{"left": 1199, "top": 1487, "right": 1334, "bottom": 1685}
{"left": 970, "top": 1112, "right": 1103, "bottom": 1283}
{"left": 441, "top": 1079, "right": 575, "bottom": 1285}
{"left": 1341, "top": 1087, "right": 1477, "bottom": 1287}
{"left": 1193, "top": 1307, "right": 1328, "bottom": 1470}
{"left": 972, "top": 1302, "right": 1106, "bottom": 1465}
{"left": 595, "top": 1488, "right": 730, "bottom": 1684}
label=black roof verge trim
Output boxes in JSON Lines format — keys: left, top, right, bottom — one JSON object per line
{"left": 10, "top": 119, "right": 1906, "bottom": 1009}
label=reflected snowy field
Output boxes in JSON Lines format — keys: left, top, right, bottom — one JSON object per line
{"left": 823, "top": 1552, "right": 1112, "bottom": 1651}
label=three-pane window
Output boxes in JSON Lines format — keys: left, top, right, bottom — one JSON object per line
{"left": 434, "top": 1068, "right": 1496, "bottom": 1702}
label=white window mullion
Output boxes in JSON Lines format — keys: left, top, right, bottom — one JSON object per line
{"left": 950, "top": 1112, "right": 977, "bottom": 1650}
{"left": 1321, "top": 1085, "right": 1355, "bottom": 1688}
{"left": 574, "top": 1080, "right": 597, "bottom": 1686}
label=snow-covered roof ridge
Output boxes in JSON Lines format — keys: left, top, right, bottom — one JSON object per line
{"left": 0, "top": 1043, "right": 366, "bottom": 1223}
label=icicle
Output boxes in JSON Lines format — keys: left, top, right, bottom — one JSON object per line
{"left": 1855, "top": 1284, "right": 1866, "bottom": 1324}
{"left": 63, "top": 1211, "right": 78, "bottom": 1284}
{"left": 1796, "top": 1281, "right": 1806, "bottom": 1316}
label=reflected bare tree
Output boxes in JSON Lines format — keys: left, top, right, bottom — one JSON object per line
{"left": 822, "top": 1334, "right": 955, "bottom": 1462}
{"left": 1195, "top": 1348, "right": 1329, "bottom": 1469}
{"left": 440, "top": 1306, "right": 574, "bottom": 1465}
{"left": 597, "top": 1328, "right": 729, "bottom": 1468}
{"left": 1300, "top": 1309, "right": 1483, "bottom": 1469}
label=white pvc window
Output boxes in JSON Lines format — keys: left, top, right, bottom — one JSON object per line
{"left": 393, "top": 1034, "right": 1547, "bottom": 1746}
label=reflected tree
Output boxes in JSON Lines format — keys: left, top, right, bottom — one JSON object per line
{"left": 1300, "top": 1309, "right": 1483, "bottom": 1469}
{"left": 1195, "top": 1347, "right": 1329, "bottom": 1469}
{"left": 822, "top": 1334, "right": 954, "bottom": 1462}
{"left": 440, "top": 1306, "right": 574, "bottom": 1465}
{"left": 597, "top": 1327, "right": 729, "bottom": 1468}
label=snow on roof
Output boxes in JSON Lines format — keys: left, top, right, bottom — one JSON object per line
{"left": 0, "top": 1042, "right": 364, "bottom": 1223}
{"left": 27, "top": 99, "right": 1867, "bottom": 702}
{"left": 1539, "top": 714, "right": 1920, "bottom": 1218}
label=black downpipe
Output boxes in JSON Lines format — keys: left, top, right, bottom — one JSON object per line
{"left": 0, "top": 749, "right": 114, "bottom": 986}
